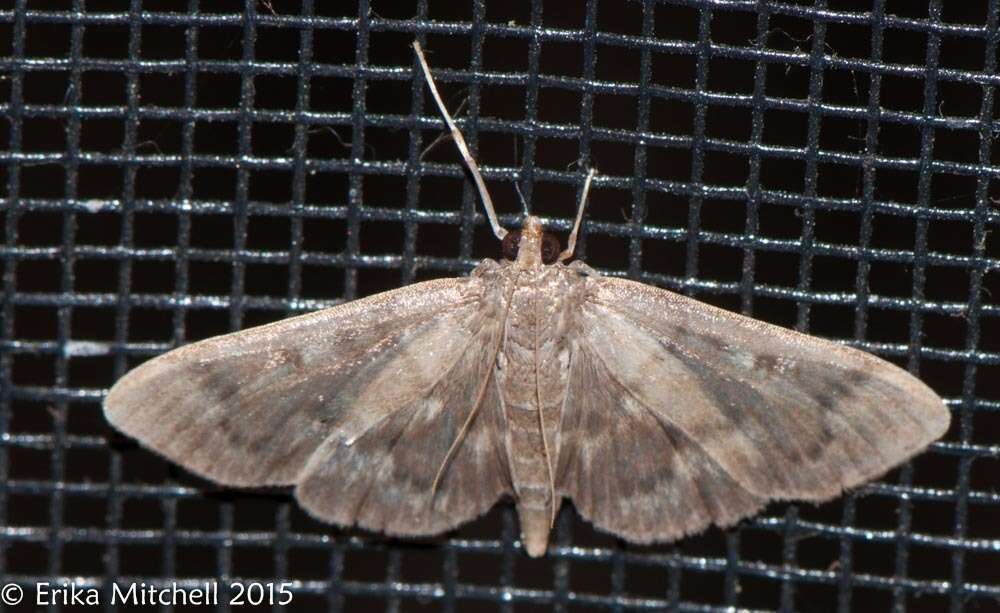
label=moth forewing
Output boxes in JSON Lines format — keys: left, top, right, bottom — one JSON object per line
{"left": 102, "top": 278, "right": 503, "bottom": 491}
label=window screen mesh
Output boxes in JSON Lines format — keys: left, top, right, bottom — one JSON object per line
{"left": 2, "top": 1, "right": 999, "bottom": 611}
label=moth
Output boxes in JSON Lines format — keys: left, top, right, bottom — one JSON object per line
{"left": 104, "top": 42, "right": 950, "bottom": 557}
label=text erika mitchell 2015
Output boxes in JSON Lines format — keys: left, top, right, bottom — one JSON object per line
{"left": 34, "top": 580, "right": 297, "bottom": 606}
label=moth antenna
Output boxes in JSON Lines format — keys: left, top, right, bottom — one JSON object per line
{"left": 514, "top": 178, "right": 531, "bottom": 215}
{"left": 510, "top": 127, "right": 530, "bottom": 215}
{"left": 413, "top": 40, "right": 508, "bottom": 241}
{"left": 558, "top": 167, "right": 597, "bottom": 262}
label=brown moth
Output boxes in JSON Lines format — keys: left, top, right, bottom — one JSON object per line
{"left": 103, "top": 42, "right": 950, "bottom": 557}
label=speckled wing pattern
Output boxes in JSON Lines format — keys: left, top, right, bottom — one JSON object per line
{"left": 104, "top": 277, "right": 514, "bottom": 536}
{"left": 555, "top": 272, "right": 950, "bottom": 543}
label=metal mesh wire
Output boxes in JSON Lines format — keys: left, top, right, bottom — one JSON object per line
{"left": 2, "top": 0, "right": 999, "bottom": 611}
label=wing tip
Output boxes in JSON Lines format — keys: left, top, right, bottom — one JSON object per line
{"left": 927, "top": 397, "right": 952, "bottom": 440}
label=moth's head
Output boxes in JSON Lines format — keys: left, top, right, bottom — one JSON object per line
{"left": 502, "top": 216, "right": 561, "bottom": 267}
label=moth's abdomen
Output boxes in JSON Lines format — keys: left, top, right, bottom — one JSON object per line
{"left": 498, "top": 329, "right": 556, "bottom": 557}
{"left": 505, "top": 402, "right": 554, "bottom": 556}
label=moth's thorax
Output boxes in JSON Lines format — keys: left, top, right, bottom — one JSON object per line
{"left": 514, "top": 216, "right": 546, "bottom": 269}
{"left": 499, "top": 266, "right": 582, "bottom": 358}
{"left": 499, "top": 266, "right": 584, "bottom": 407}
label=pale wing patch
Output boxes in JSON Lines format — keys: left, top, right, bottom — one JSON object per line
{"left": 555, "top": 342, "right": 766, "bottom": 542}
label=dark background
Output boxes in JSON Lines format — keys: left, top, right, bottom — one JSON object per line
{"left": 2, "top": 1, "right": 999, "bottom": 611}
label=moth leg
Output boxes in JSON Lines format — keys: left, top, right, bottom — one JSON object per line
{"left": 430, "top": 278, "right": 519, "bottom": 502}
{"left": 429, "top": 353, "right": 498, "bottom": 499}
{"left": 558, "top": 168, "right": 597, "bottom": 262}
{"left": 413, "top": 40, "right": 508, "bottom": 241}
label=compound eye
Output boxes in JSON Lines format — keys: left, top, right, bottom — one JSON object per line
{"left": 501, "top": 230, "right": 522, "bottom": 261}
{"left": 541, "top": 233, "right": 561, "bottom": 265}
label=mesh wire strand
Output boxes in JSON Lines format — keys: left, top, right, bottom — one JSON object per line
{"left": 1, "top": 1, "right": 999, "bottom": 611}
